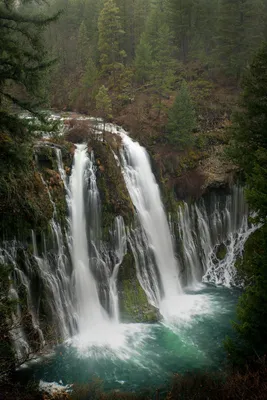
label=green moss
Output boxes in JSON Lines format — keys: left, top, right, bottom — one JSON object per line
{"left": 91, "top": 137, "right": 134, "bottom": 238}
{"left": 35, "top": 142, "right": 73, "bottom": 228}
{"left": 216, "top": 243, "right": 227, "bottom": 261}
{"left": 118, "top": 252, "right": 159, "bottom": 323}
{"left": 0, "top": 167, "right": 54, "bottom": 238}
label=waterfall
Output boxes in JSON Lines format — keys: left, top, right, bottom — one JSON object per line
{"left": 69, "top": 144, "right": 108, "bottom": 333}
{"left": 110, "top": 216, "right": 127, "bottom": 322}
{"left": 177, "top": 203, "right": 203, "bottom": 287}
{"left": 1, "top": 118, "right": 260, "bottom": 359}
{"left": 120, "top": 134, "right": 183, "bottom": 313}
{"left": 127, "top": 221, "right": 161, "bottom": 308}
{"left": 175, "top": 187, "right": 259, "bottom": 287}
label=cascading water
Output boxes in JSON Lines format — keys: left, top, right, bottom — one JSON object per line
{"left": 69, "top": 144, "right": 108, "bottom": 333}
{"left": 5, "top": 117, "right": 261, "bottom": 393}
{"left": 120, "top": 134, "right": 183, "bottom": 316}
{"left": 109, "top": 216, "right": 127, "bottom": 322}
{"left": 177, "top": 203, "right": 203, "bottom": 287}
{"left": 174, "top": 186, "right": 259, "bottom": 288}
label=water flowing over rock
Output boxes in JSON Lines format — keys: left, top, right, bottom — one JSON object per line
{"left": 69, "top": 144, "right": 109, "bottom": 333}
{"left": 174, "top": 186, "right": 258, "bottom": 288}
{"left": 0, "top": 122, "right": 258, "bottom": 358}
{"left": 120, "top": 133, "right": 183, "bottom": 315}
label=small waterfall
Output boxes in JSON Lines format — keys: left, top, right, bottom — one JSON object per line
{"left": 175, "top": 187, "right": 258, "bottom": 287}
{"left": 110, "top": 216, "right": 127, "bottom": 322}
{"left": 127, "top": 221, "right": 161, "bottom": 308}
{"left": 178, "top": 204, "right": 203, "bottom": 287}
{"left": 120, "top": 134, "right": 183, "bottom": 312}
{"left": 69, "top": 144, "right": 108, "bottom": 333}
{"left": 31, "top": 230, "right": 73, "bottom": 340}
{"left": 0, "top": 241, "right": 42, "bottom": 359}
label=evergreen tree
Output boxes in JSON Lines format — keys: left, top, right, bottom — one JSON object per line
{"left": 189, "top": 0, "right": 219, "bottom": 64}
{"left": 98, "top": 0, "right": 126, "bottom": 85}
{"left": 152, "top": 23, "right": 176, "bottom": 116}
{"left": 77, "top": 21, "right": 90, "bottom": 68}
{"left": 115, "top": 0, "right": 150, "bottom": 61}
{"left": 144, "top": 0, "right": 168, "bottom": 59}
{"left": 228, "top": 42, "right": 267, "bottom": 221}
{"left": 0, "top": 0, "right": 59, "bottom": 167}
{"left": 225, "top": 225, "right": 267, "bottom": 366}
{"left": 0, "top": 0, "right": 58, "bottom": 379}
{"left": 134, "top": 33, "right": 153, "bottom": 84}
{"left": 81, "top": 58, "right": 98, "bottom": 89}
{"left": 226, "top": 42, "right": 267, "bottom": 366}
{"left": 96, "top": 85, "right": 112, "bottom": 125}
{"left": 215, "top": 0, "right": 265, "bottom": 79}
{"left": 167, "top": 81, "right": 196, "bottom": 147}
{"left": 166, "top": 0, "right": 194, "bottom": 61}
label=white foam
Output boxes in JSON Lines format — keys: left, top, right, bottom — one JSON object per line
{"left": 160, "top": 294, "right": 212, "bottom": 322}
{"left": 39, "top": 380, "right": 72, "bottom": 395}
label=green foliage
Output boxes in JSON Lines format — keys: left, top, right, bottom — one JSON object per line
{"left": 134, "top": 33, "right": 153, "bottom": 84}
{"left": 226, "top": 43, "right": 267, "bottom": 367}
{"left": 225, "top": 226, "right": 267, "bottom": 365}
{"left": 228, "top": 42, "right": 267, "bottom": 222}
{"left": 0, "top": 0, "right": 58, "bottom": 238}
{"left": 98, "top": 0, "right": 126, "bottom": 83}
{"left": 81, "top": 58, "right": 98, "bottom": 89}
{"left": 77, "top": 21, "right": 90, "bottom": 67}
{"left": 0, "top": 0, "right": 59, "bottom": 121}
{"left": 167, "top": 81, "right": 196, "bottom": 147}
{"left": 215, "top": 0, "right": 265, "bottom": 79}
{"left": 96, "top": 85, "right": 112, "bottom": 120}
{"left": 152, "top": 23, "right": 176, "bottom": 95}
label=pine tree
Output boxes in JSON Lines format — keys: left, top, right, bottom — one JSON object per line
{"left": 152, "top": 23, "right": 176, "bottom": 116}
{"left": 0, "top": 0, "right": 58, "bottom": 378}
{"left": 0, "top": 0, "right": 59, "bottom": 167}
{"left": 98, "top": 0, "right": 126, "bottom": 85}
{"left": 189, "top": 0, "right": 219, "bottom": 64}
{"left": 134, "top": 33, "right": 153, "bottom": 84}
{"left": 225, "top": 43, "right": 267, "bottom": 366}
{"left": 215, "top": 0, "right": 265, "bottom": 79}
{"left": 77, "top": 21, "right": 90, "bottom": 68}
{"left": 166, "top": 0, "right": 194, "bottom": 61}
{"left": 96, "top": 85, "right": 112, "bottom": 126}
{"left": 81, "top": 58, "right": 98, "bottom": 89}
{"left": 167, "top": 81, "right": 196, "bottom": 147}
{"left": 228, "top": 42, "right": 267, "bottom": 221}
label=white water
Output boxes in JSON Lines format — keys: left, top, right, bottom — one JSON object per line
{"left": 178, "top": 203, "right": 203, "bottom": 287}
{"left": 1, "top": 119, "right": 259, "bottom": 362}
{"left": 120, "top": 134, "right": 183, "bottom": 315}
{"left": 110, "top": 216, "right": 127, "bottom": 322}
{"left": 175, "top": 187, "right": 259, "bottom": 287}
{"left": 69, "top": 144, "right": 108, "bottom": 333}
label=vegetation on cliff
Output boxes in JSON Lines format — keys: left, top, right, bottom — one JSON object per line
{"left": 90, "top": 135, "right": 134, "bottom": 232}
{"left": 0, "top": 0, "right": 60, "bottom": 388}
{"left": 225, "top": 42, "right": 267, "bottom": 367}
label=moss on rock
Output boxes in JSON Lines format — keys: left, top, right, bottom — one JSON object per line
{"left": 34, "top": 142, "right": 73, "bottom": 227}
{"left": 118, "top": 251, "right": 159, "bottom": 323}
{"left": 91, "top": 137, "right": 134, "bottom": 238}
{"left": 216, "top": 243, "right": 227, "bottom": 261}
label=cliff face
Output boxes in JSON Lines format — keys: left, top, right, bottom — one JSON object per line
{"left": 0, "top": 116, "right": 241, "bottom": 356}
